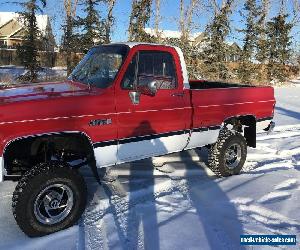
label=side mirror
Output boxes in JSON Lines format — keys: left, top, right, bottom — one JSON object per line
{"left": 138, "top": 80, "right": 158, "bottom": 96}
{"left": 129, "top": 91, "right": 141, "bottom": 105}
{"left": 148, "top": 81, "right": 158, "bottom": 95}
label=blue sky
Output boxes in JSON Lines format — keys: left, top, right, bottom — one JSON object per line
{"left": 0, "top": 0, "right": 299, "bottom": 49}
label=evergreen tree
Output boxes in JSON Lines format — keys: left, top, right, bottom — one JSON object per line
{"left": 256, "top": 0, "right": 270, "bottom": 76}
{"left": 17, "top": 0, "right": 46, "bottom": 82}
{"left": 202, "top": 0, "right": 233, "bottom": 80}
{"left": 61, "top": 15, "right": 76, "bottom": 75}
{"left": 266, "top": 14, "right": 293, "bottom": 82}
{"left": 128, "top": 0, "right": 153, "bottom": 42}
{"left": 238, "top": 0, "right": 261, "bottom": 83}
{"left": 76, "top": 0, "right": 106, "bottom": 52}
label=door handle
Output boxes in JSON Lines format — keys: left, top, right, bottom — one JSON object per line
{"left": 171, "top": 92, "right": 184, "bottom": 97}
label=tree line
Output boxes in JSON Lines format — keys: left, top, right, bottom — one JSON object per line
{"left": 17, "top": 0, "right": 300, "bottom": 83}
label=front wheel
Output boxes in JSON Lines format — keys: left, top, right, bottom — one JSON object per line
{"left": 12, "top": 162, "right": 87, "bottom": 237}
{"left": 208, "top": 129, "right": 247, "bottom": 177}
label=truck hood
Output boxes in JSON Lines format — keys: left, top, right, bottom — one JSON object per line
{"left": 0, "top": 80, "right": 90, "bottom": 104}
{"left": 0, "top": 80, "right": 114, "bottom": 127}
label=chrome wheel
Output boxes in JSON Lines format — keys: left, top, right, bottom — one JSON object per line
{"left": 225, "top": 143, "right": 242, "bottom": 169}
{"left": 34, "top": 184, "right": 74, "bottom": 225}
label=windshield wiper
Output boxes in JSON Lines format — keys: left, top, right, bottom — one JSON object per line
{"left": 86, "top": 79, "right": 92, "bottom": 91}
{"left": 69, "top": 75, "right": 92, "bottom": 90}
{"left": 69, "top": 74, "right": 78, "bottom": 82}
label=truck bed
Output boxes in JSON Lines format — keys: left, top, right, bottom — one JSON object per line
{"left": 189, "top": 80, "right": 252, "bottom": 89}
{"left": 189, "top": 83, "right": 275, "bottom": 129}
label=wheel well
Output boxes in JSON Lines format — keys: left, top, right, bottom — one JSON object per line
{"left": 4, "top": 133, "right": 95, "bottom": 176}
{"left": 224, "top": 115, "right": 256, "bottom": 148}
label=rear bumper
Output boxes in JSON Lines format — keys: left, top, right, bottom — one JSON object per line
{"left": 264, "top": 121, "right": 275, "bottom": 133}
{"left": 257, "top": 118, "right": 275, "bottom": 133}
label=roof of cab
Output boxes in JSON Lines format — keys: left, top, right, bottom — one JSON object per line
{"left": 99, "top": 42, "right": 190, "bottom": 89}
{"left": 109, "top": 42, "right": 176, "bottom": 48}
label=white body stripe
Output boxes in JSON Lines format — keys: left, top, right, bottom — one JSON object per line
{"left": 185, "top": 130, "right": 220, "bottom": 150}
{"left": 117, "top": 133, "right": 189, "bottom": 164}
{"left": 93, "top": 129, "right": 221, "bottom": 168}
{"left": 94, "top": 145, "right": 118, "bottom": 168}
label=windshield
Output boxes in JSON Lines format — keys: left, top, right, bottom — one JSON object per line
{"left": 68, "top": 45, "right": 129, "bottom": 88}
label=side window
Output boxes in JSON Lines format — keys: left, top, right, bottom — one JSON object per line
{"left": 121, "top": 55, "right": 137, "bottom": 89}
{"left": 138, "top": 51, "right": 177, "bottom": 89}
{"left": 121, "top": 51, "right": 178, "bottom": 90}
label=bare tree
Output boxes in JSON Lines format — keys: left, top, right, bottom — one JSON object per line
{"left": 291, "top": 0, "right": 300, "bottom": 24}
{"left": 262, "top": 0, "right": 270, "bottom": 25}
{"left": 105, "top": 0, "right": 116, "bottom": 43}
{"left": 179, "top": 0, "right": 185, "bottom": 38}
{"left": 128, "top": 0, "right": 137, "bottom": 41}
{"left": 179, "top": 0, "right": 200, "bottom": 42}
{"left": 64, "top": 0, "right": 78, "bottom": 17}
{"left": 279, "top": 0, "right": 287, "bottom": 14}
{"left": 154, "top": 0, "right": 161, "bottom": 40}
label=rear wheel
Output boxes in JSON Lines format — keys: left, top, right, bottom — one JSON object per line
{"left": 208, "top": 129, "right": 247, "bottom": 177}
{"left": 12, "top": 161, "right": 87, "bottom": 237}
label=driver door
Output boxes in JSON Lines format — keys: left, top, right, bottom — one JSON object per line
{"left": 115, "top": 47, "right": 188, "bottom": 163}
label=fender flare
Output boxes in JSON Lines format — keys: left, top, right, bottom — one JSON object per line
{"left": 222, "top": 115, "right": 257, "bottom": 148}
{"left": 2, "top": 131, "right": 100, "bottom": 182}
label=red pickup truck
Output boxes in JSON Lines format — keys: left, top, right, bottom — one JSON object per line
{"left": 0, "top": 43, "right": 275, "bottom": 237}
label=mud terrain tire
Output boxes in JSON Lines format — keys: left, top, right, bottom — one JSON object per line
{"left": 208, "top": 129, "right": 247, "bottom": 177}
{"left": 12, "top": 161, "right": 87, "bottom": 237}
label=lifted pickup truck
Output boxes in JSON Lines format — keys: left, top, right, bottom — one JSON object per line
{"left": 0, "top": 43, "right": 275, "bottom": 237}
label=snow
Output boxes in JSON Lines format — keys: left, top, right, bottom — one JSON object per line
{"left": 274, "top": 87, "right": 300, "bottom": 126}
{"left": 0, "top": 12, "right": 19, "bottom": 27}
{"left": 0, "top": 66, "right": 67, "bottom": 84}
{"left": 274, "top": 179, "right": 298, "bottom": 190}
{"left": 144, "top": 28, "right": 202, "bottom": 41}
{"left": 0, "top": 12, "right": 49, "bottom": 35}
{"left": 0, "top": 86, "right": 300, "bottom": 249}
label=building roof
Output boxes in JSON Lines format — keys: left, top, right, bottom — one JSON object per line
{"left": 0, "top": 12, "right": 49, "bottom": 35}
{"left": 144, "top": 28, "right": 202, "bottom": 41}
{"left": 143, "top": 28, "right": 241, "bottom": 51}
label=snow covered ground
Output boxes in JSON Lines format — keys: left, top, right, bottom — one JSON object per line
{"left": 0, "top": 86, "right": 300, "bottom": 250}
{"left": 274, "top": 86, "right": 300, "bottom": 126}
{"left": 0, "top": 66, "right": 67, "bottom": 83}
